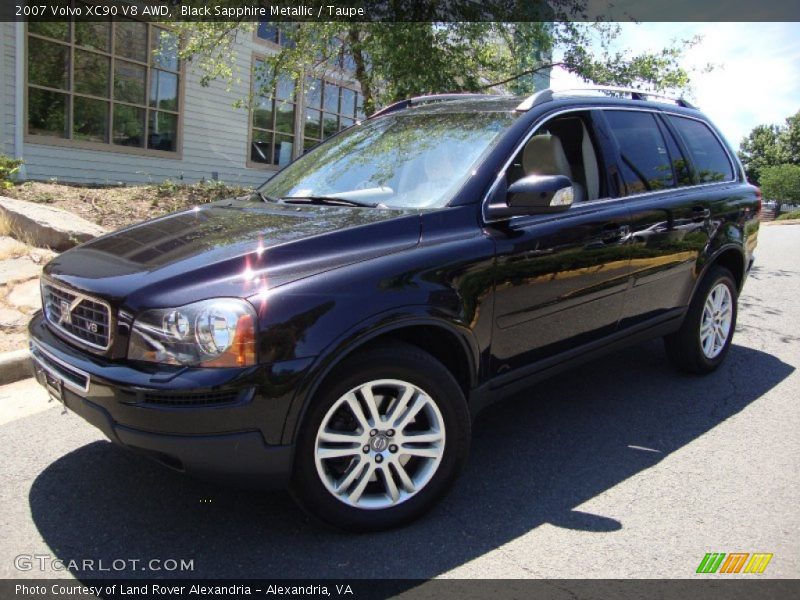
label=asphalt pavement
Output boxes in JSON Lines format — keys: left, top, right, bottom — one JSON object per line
{"left": 1, "top": 224, "right": 798, "bottom": 580}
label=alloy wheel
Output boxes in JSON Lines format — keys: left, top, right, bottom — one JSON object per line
{"left": 699, "top": 282, "right": 733, "bottom": 359}
{"left": 313, "top": 379, "right": 445, "bottom": 510}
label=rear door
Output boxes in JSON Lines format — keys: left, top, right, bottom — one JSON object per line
{"left": 597, "top": 109, "right": 714, "bottom": 328}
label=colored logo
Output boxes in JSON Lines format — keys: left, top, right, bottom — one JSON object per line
{"left": 696, "top": 552, "right": 773, "bottom": 574}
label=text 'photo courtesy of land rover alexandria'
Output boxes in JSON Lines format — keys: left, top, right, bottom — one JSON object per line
{"left": 29, "top": 87, "right": 759, "bottom": 531}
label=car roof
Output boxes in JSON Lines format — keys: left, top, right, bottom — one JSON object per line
{"left": 374, "top": 89, "right": 704, "bottom": 120}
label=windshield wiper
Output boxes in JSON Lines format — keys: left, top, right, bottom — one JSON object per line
{"left": 253, "top": 190, "right": 277, "bottom": 203}
{"left": 279, "top": 196, "right": 380, "bottom": 208}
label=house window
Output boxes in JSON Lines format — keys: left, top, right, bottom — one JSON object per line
{"left": 27, "top": 11, "right": 180, "bottom": 154}
{"left": 302, "top": 77, "right": 364, "bottom": 152}
{"left": 256, "top": 22, "right": 296, "bottom": 48}
{"left": 250, "top": 59, "right": 296, "bottom": 167}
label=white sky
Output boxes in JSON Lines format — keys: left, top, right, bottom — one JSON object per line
{"left": 548, "top": 22, "right": 800, "bottom": 149}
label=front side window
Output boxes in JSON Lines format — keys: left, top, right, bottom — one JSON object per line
{"left": 259, "top": 111, "right": 517, "bottom": 209}
{"left": 604, "top": 111, "right": 677, "bottom": 195}
{"left": 668, "top": 116, "right": 735, "bottom": 183}
{"left": 27, "top": 13, "right": 180, "bottom": 153}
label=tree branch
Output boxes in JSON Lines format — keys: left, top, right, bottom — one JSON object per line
{"left": 479, "top": 62, "right": 566, "bottom": 90}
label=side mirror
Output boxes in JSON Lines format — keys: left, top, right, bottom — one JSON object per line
{"left": 486, "top": 174, "right": 574, "bottom": 219}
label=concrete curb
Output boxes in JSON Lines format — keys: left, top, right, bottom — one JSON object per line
{"left": 0, "top": 348, "right": 32, "bottom": 386}
{"left": 762, "top": 219, "right": 800, "bottom": 226}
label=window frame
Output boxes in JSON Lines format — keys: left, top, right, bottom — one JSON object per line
{"left": 481, "top": 106, "right": 740, "bottom": 225}
{"left": 24, "top": 16, "right": 184, "bottom": 159}
{"left": 247, "top": 54, "right": 364, "bottom": 171}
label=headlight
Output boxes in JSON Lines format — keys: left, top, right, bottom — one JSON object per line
{"left": 128, "top": 299, "right": 257, "bottom": 367}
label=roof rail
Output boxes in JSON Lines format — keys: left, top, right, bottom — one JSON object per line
{"left": 515, "top": 86, "right": 696, "bottom": 111}
{"left": 369, "top": 93, "right": 498, "bottom": 119}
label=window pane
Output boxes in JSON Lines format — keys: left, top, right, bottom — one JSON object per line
{"left": 669, "top": 116, "right": 735, "bottom": 183}
{"left": 341, "top": 88, "right": 356, "bottom": 117}
{"left": 252, "top": 97, "right": 274, "bottom": 130}
{"left": 339, "top": 117, "right": 354, "bottom": 131}
{"left": 342, "top": 51, "right": 356, "bottom": 72}
{"left": 251, "top": 130, "right": 273, "bottom": 164}
{"left": 605, "top": 111, "right": 675, "bottom": 195}
{"left": 114, "top": 60, "right": 146, "bottom": 104}
{"left": 356, "top": 94, "right": 365, "bottom": 120}
{"left": 115, "top": 19, "right": 147, "bottom": 62}
{"left": 149, "top": 69, "right": 178, "bottom": 111}
{"left": 73, "top": 97, "right": 109, "bottom": 142}
{"left": 275, "top": 101, "right": 295, "bottom": 135}
{"left": 75, "top": 20, "right": 111, "bottom": 52}
{"left": 304, "top": 77, "right": 322, "bottom": 109}
{"left": 322, "top": 112, "right": 338, "bottom": 138}
{"left": 661, "top": 123, "right": 692, "bottom": 186}
{"left": 252, "top": 60, "right": 273, "bottom": 97}
{"left": 28, "top": 22, "right": 69, "bottom": 41}
{"left": 147, "top": 111, "right": 178, "bottom": 152}
{"left": 257, "top": 22, "right": 279, "bottom": 44}
{"left": 304, "top": 108, "right": 321, "bottom": 140}
{"left": 28, "top": 89, "right": 68, "bottom": 138}
{"left": 74, "top": 50, "right": 110, "bottom": 97}
{"left": 303, "top": 138, "right": 318, "bottom": 152}
{"left": 28, "top": 37, "right": 69, "bottom": 90}
{"left": 323, "top": 83, "right": 340, "bottom": 113}
{"left": 151, "top": 28, "right": 179, "bottom": 71}
{"left": 113, "top": 104, "right": 145, "bottom": 147}
{"left": 275, "top": 75, "right": 295, "bottom": 102}
{"left": 274, "top": 134, "right": 294, "bottom": 166}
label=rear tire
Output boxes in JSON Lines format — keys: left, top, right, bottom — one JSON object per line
{"left": 664, "top": 266, "right": 738, "bottom": 375}
{"left": 290, "top": 342, "right": 470, "bottom": 531}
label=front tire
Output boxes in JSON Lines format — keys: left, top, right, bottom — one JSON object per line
{"left": 290, "top": 342, "right": 470, "bottom": 531}
{"left": 664, "top": 265, "right": 738, "bottom": 374}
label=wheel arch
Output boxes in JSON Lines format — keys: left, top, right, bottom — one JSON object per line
{"left": 280, "top": 313, "right": 479, "bottom": 445}
{"left": 689, "top": 243, "right": 747, "bottom": 308}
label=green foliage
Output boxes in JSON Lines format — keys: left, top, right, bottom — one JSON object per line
{"left": 776, "top": 209, "right": 800, "bottom": 221}
{"left": 739, "top": 110, "right": 800, "bottom": 185}
{"left": 0, "top": 155, "right": 23, "bottom": 189}
{"left": 760, "top": 164, "right": 800, "bottom": 202}
{"left": 173, "top": 16, "right": 702, "bottom": 116}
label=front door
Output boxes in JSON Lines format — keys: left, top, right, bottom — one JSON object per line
{"left": 487, "top": 111, "right": 632, "bottom": 380}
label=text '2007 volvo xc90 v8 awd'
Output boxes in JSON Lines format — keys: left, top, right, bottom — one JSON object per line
{"left": 29, "top": 87, "right": 759, "bottom": 531}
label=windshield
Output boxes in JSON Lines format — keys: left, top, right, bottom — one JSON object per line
{"left": 258, "top": 110, "right": 517, "bottom": 209}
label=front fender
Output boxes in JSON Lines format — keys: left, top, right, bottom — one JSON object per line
{"left": 279, "top": 307, "right": 480, "bottom": 445}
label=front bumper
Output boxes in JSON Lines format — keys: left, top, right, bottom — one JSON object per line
{"left": 28, "top": 313, "right": 312, "bottom": 487}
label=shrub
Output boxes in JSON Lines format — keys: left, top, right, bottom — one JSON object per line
{"left": 0, "top": 155, "right": 23, "bottom": 189}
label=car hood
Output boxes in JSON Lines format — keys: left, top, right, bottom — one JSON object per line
{"left": 44, "top": 199, "right": 421, "bottom": 311}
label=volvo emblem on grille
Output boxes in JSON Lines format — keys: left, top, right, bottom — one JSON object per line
{"left": 58, "top": 300, "right": 72, "bottom": 325}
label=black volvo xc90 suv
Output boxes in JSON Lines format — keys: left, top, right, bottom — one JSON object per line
{"left": 29, "top": 88, "right": 759, "bottom": 530}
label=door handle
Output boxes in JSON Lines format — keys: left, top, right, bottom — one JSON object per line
{"left": 692, "top": 206, "right": 711, "bottom": 221}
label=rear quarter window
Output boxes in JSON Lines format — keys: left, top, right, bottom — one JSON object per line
{"left": 668, "top": 116, "right": 735, "bottom": 184}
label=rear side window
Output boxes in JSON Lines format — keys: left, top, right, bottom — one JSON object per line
{"left": 604, "top": 111, "right": 675, "bottom": 195}
{"left": 668, "top": 116, "right": 734, "bottom": 183}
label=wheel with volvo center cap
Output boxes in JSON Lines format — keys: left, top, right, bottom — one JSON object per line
{"left": 664, "top": 265, "right": 738, "bottom": 375}
{"left": 291, "top": 342, "right": 470, "bottom": 531}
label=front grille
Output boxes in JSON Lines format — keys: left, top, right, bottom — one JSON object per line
{"left": 142, "top": 389, "right": 243, "bottom": 407}
{"left": 42, "top": 281, "right": 112, "bottom": 351}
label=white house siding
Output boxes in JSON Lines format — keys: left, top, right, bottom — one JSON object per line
{"left": 1, "top": 22, "right": 17, "bottom": 158}
{"left": 20, "top": 31, "right": 273, "bottom": 187}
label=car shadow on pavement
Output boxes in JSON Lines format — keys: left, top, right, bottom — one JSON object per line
{"left": 28, "top": 340, "right": 794, "bottom": 580}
